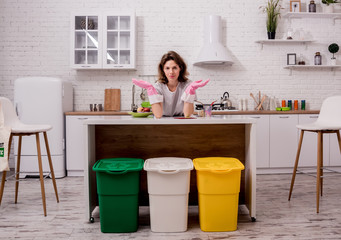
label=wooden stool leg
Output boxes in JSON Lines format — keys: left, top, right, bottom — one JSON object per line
{"left": 15, "top": 135, "right": 22, "bottom": 204}
{"left": 336, "top": 131, "right": 341, "bottom": 154}
{"left": 36, "top": 133, "right": 47, "bottom": 216}
{"left": 43, "top": 132, "right": 59, "bottom": 203}
{"left": 0, "top": 134, "right": 12, "bottom": 205}
{"left": 0, "top": 172, "right": 7, "bottom": 205}
{"left": 316, "top": 131, "right": 323, "bottom": 213}
{"left": 289, "top": 130, "right": 304, "bottom": 201}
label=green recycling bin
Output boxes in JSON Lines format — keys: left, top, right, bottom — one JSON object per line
{"left": 92, "top": 158, "right": 144, "bottom": 233}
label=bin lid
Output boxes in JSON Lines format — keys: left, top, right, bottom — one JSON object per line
{"left": 93, "top": 158, "right": 144, "bottom": 172}
{"left": 193, "top": 157, "right": 244, "bottom": 171}
{"left": 144, "top": 157, "right": 193, "bottom": 172}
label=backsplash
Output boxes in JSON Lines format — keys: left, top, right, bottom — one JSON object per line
{"left": 0, "top": 0, "right": 340, "bottom": 110}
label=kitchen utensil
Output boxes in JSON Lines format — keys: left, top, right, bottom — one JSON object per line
{"left": 221, "top": 92, "right": 232, "bottom": 109}
{"left": 257, "top": 95, "right": 267, "bottom": 110}
{"left": 104, "top": 89, "right": 121, "bottom": 111}
{"left": 250, "top": 93, "right": 258, "bottom": 105}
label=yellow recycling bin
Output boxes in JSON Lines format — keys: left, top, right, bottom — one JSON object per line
{"left": 193, "top": 157, "right": 244, "bottom": 232}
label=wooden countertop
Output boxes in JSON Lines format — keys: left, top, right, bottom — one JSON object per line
{"left": 65, "top": 110, "right": 319, "bottom": 115}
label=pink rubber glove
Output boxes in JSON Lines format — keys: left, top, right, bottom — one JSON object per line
{"left": 181, "top": 79, "right": 210, "bottom": 103}
{"left": 132, "top": 78, "right": 163, "bottom": 104}
{"left": 132, "top": 78, "right": 158, "bottom": 96}
{"left": 185, "top": 79, "right": 210, "bottom": 95}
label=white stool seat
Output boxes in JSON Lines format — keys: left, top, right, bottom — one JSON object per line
{"left": 297, "top": 122, "right": 341, "bottom": 131}
{"left": 11, "top": 123, "right": 52, "bottom": 134}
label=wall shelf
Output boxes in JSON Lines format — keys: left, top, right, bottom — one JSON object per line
{"left": 282, "top": 12, "right": 341, "bottom": 24}
{"left": 255, "top": 39, "right": 315, "bottom": 49}
{"left": 284, "top": 65, "right": 341, "bottom": 75}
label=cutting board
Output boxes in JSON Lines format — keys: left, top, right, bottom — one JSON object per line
{"left": 104, "top": 89, "right": 121, "bottom": 111}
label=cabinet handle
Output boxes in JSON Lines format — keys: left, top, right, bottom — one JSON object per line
{"left": 250, "top": 117, "right": 260, "bottom": 119}
{"left": 81, "top": 66, "right": 91, "bottom": 68}
{"left": 309, "top": 116, "right": 318, "bottom": 118}
{"left": 78, "top": 117, "right": 88, "bottom": 120}
{"left": 279, "top": 116, "right": 289, "bottom": 119}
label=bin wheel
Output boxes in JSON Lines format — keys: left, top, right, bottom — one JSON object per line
{"left": 90, "top": 217, "right": 95, "bottom": 223}
{"left": 251, "top": 217, "right": 256, "bottom": 222}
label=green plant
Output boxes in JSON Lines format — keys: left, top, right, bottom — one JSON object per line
{"left": 261, "top": 0, "right": 282, "bottom": 33}
{"left": 322, "top": 0, "right": 339, "bottom": 6}
{"left": 328, "top": 43, "right": 339, "bottom": 59}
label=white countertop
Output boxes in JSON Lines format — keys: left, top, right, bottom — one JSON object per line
{"left": 84, "top": 115, "right": 257, "bottom": 125}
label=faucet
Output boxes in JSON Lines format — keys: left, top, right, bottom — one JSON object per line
{"left": 131, "top": 85, "right": 138, "bottom": 112}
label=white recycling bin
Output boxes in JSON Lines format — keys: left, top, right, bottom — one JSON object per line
{"left": 144, "top": 157, "right": 193, "bottom": 232}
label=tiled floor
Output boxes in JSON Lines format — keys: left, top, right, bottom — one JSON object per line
{"left": 0, "top": 172, "right": 341, "bottom": 240}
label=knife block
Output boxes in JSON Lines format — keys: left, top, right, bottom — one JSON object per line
{"left": 104, "top": 89, "right": 121, "bottom": 111}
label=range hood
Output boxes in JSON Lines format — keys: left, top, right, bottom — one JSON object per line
{"left": 193, "top": 15, "right": 234, "bottom": 66}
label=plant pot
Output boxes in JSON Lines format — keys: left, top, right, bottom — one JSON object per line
{"left": 267, "top": 32, "right": 276, "bottom": 40}
{"left": 323, "top": 4, "right": 334, "bottom": 13}
{"left": 331, "top": 58, "right": 337, "bottom": 66}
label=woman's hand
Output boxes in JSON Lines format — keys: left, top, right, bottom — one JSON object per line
{"left": 132, "top": 78, "right": 158, "bottom": 96}
{"left": 181, "top": 79, "right": 210, "bottom": 103}
{"left": 132, "top": 78, "right": 163, "bottom": 106}
{"left": 185, "top": 79, "right": 210, "bottom": 95}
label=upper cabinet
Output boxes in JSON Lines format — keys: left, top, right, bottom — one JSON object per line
{"left": 71, "top": 11, "right": 136, "bottom": 70}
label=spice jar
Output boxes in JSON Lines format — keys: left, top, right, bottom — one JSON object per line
{"left": 298, "top": 54, "right": 306, "bottom": 65}
{"left": 309, "top": 1, "right": 316, "bottom": 12}
{"left": 294, "top": 100, "right": 298, "bottom": 110}
{"left": 314, "top": 52, "right": 322, "bottom": 65}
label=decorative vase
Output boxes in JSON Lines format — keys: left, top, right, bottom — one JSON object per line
{"left": 323, "top": 4, "right": 334, "bottom": 13}
{"left": 331, "top": 58, "right": 337, "bottom": 66}
{"left": 267, "top": 32, "right": 276, "bottom": 39}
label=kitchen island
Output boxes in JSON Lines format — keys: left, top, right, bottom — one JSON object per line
{"left": 83, "top": 115, "right": 257, "bottom": 223}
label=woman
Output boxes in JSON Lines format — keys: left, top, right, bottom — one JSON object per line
{"left": 132, "top": 51, "right": 209, "bottom": 118}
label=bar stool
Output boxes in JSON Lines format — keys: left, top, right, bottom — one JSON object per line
{"left": 0, "top": 97, "right": 59, "bottom": 216}
{"left": 288, "top": 96, "right": 341, "bottom": 213}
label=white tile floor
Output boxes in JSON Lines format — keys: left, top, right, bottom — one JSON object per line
{"left": 1, "top": 172, "right": 341, "bottom": 239}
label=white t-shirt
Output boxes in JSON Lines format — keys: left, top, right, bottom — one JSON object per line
{"left": 152, "top": 81, "right": 196, "bottom": 117}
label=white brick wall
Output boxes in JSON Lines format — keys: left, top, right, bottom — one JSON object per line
{"left": 0, "top": 0, "right": 340, "bottom": 111}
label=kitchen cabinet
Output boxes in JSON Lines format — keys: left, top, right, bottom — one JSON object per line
{"left": 248, "top": 115, "right": 270, "bottom": 168}
{"left": 71, "top": 11, "right": 136, "bottom": 69}
{"left": 269, "top": 115, "right": 298, "bottom": 168}
{"left": 66, "top": 115, "right": 100, "bottom": 176}
{"left": 298, "top": 114, "right": 330, "bottom": 167}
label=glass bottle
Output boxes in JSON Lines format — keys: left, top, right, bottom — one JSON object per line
{"left": 298, "top": 54, "right": 305, "bottom": 65}
{"left": 309, "top": 1, "right": 316, "bottom": 12}
{"left": 314, "top": 52, "right": 322, "bottom": 65}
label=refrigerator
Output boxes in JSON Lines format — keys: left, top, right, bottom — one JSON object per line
{"left": 14, "top": 77, "right": 73, "bottom": 178}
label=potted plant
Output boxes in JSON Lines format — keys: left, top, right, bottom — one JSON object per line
{"left": 328, "top": 43, "right": 339, "bottom": 65}
{"left": 261, "top": 0, "right": 282, "bottom": 39}
{"left": 322, "top": 0, "right": 339, "bottom": 13}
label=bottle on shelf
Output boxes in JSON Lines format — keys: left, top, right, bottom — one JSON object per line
{"left": 314, "top": 52, "right": 322, "bottom": 65}
{"left": 298, "top": 54, "right": 306, "bottom": 65}
{"left": 309, "top": 1, "right": 316, "bottom": 13}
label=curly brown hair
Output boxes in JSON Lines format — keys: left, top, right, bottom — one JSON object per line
{"left": 157, "top": 51, "right": 189, "bottom": 84}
